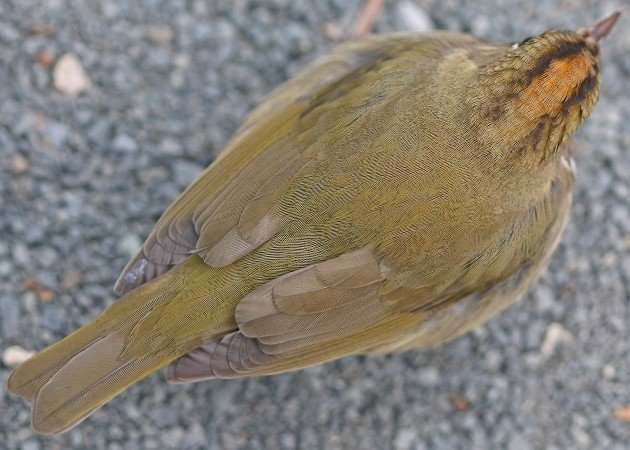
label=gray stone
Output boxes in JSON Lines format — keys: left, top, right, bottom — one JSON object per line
{"left": 112, "top": 134, "right": 139, "bottom": 152}
{"left": 1, "top": 296, "right": 20, "bottom": 338}
{"left": 20, "top": 440, "right": 41, "bottom": 450}
{"left": 508, "top": 434, "right": 532, "bottom": 450}
{"left": 173, "top": 159, "right": 204, "bottom": 186}
{"left": 394, "top": 428, "right": 418, "bottom": 450}
{"left": 117, "top": 233, "right": 142, "bottom": 258}
{"left": 41, "top": 121, "right": 70, "bottom": 148}
{"left": 11, "top": 243, "right": 30, "bottom": 267}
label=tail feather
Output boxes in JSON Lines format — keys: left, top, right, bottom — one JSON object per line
{"left": 7, "top": 301, "right": 176, "bottom": 434}
{"left": 7, "top": 324, "right": 114, "bottom": 402}
{"left": 7, "top": 273, "right": 169, "bottom": 404}
{"left": 31, "top": 332, "right": 171, "bottom": 434}
{"left": 6, "top": 255, "right": 233, "bottom": 434}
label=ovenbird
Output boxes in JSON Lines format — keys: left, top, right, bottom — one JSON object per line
{"left": 8, "top": 12, "right": 620, "bottom": 434}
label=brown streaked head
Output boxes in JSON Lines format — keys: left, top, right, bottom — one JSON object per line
{"left": 470, "top": 12, "right": 620, "bottom": 163}
{"left": 510, "top": 30, "right": 600, "bottom": 122}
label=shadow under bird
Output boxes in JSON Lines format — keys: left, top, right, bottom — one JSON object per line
{"left": 7, "top": 12, "right": 621, "bottom": 434}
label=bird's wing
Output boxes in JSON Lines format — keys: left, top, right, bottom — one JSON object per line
{"left": 167, "top": 246, "right": 425, "bottom": 381}
{"left": 115, "top": 32, "right": 478, "bottom": 295}
{"left": 167, "top": 157, "right": 574, "bottom": 382}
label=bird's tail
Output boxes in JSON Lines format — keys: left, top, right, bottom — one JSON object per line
{"left": 7, "top": 255, "right": 232, "bottom": 434}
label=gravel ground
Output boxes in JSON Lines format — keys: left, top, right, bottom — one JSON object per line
{"left": 1, "top": 1, "right": 628, "bottom": 449}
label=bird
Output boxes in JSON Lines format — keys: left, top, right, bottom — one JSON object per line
{"left": 7, "top": 12, "right": 620, "bottom": 434}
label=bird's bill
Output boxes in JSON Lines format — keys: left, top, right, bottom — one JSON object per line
{"left": 582, "top": 11, "right": 621, "bottom": 42}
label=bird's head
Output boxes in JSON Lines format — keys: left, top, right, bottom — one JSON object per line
{"left": 468, "top": 12, "right": 620, "bottom": 165}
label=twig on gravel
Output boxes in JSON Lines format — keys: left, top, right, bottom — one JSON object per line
{"left": 613, "top": 405, "right": 630, "bottom": 421}
{"left": 352, "top": 0, "right": 383, "bottom": 38}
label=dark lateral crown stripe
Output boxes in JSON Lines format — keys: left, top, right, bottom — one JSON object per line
{"left": 564, "top": 73, "right": 598, "bottom": 108}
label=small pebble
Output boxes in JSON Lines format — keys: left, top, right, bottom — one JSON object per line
{"left": 541, "top": 322, "right": 574, "bottom": 358}
{"left": 118, "top": 233, "right": 142, "bottom": 257}
{"left": 2, "top": 346, "right": 35, "bottom": 367}
{"left": 61, "top": 270, "right": 83, "bottom": 290}
{"left": 508, "top": 434, "right": 531, "bottom": 450}
{"left": 145, "top": 25, "right": 173, "bottom": 45}
{"left": 53, "top": 53, "right": 91, "bottom": 96}
{"left": 10, "top": 154, "right": 30, "bottom": 174}
{"left": 394, "top": 428, "right": 417, "bottom": 450}
{"left": 450, "top": 393, "right": 470, "bottom": 411}
{"left": 418, "top": 366, "right": 440, "bottom": 385}
{"left": 280, "top": 431, "right": 296, "bottom": 449}
{"left": 20, "top": 440, "right": 40, "bottom": 450}
{"left": 324, "top": 22, "right": 344, "bottom": 41}
{"left": 601, "top": 364, "right": 616, "bottom": 380}
{"left": 36, "top": 50, "right": 55, "bottom": 69}
{"left": 396, "top": 1, "right": 433, "bottom": 32}
{"left": 173, "top": 160, "right": 204, "bottom": 186}
{"left": 113, "top": 134, "right": 138, "bottom": 152}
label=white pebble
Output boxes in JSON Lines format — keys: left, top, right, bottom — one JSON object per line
{"left": 53, "top": 53, "right": 91, "bottom": 96}
{"left": 394, "top": 427, "right": 418, "bottom": 450}
{"left": 601, "top": 364, "right": 616, "bottom": 379}
{"left": 396, "top": 1, "right": 433, "bottom": 32}
{"left": 2, "top": 345, "right": 35, "bottom": 367}
{"left": 118, "top": 233, "right": 142, "bottom": 257}
{"left": 540, "top": 322, "right": 573, "bottom": 358}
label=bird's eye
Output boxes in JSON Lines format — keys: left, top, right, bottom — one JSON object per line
{"left": 520, "top": 36, "right": 534, "bottom": 45}
{"left": 512, "top": 36, "right": 534, "bottom": 50}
